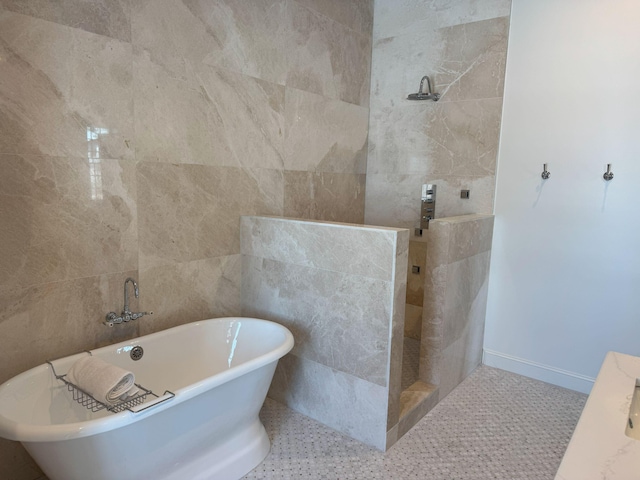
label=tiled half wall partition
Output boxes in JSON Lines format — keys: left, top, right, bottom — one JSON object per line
{"left": 240, "top": 216, "right": 409, "bottom": 450}
{"left": 420, "top": 214, "right": 495, "bottom": 400}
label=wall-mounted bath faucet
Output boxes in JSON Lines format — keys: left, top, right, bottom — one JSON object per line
{"left": 105, "top": 277, "right": 153, "bottom": 327}
{"left": 603, "top": 163, "right": 614, "bottom": 181}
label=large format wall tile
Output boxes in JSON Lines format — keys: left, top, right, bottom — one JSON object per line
{"left": 0, "top": 155, "right": 137, "bottom": 288}
{"left": 0, "top": 11, "right": 133, "bottom": 159}
{"left": 132, "top": 0, "right": 289, "bottom": 86}
{"left": 241, "top": 216, "right": 398, "bottom": 280}
{"left": 284, "top": 171, "right": 366, "bottom": 224}
{"left": 436, "top": 17, "right": 509, "bottom": 103}
{"left": 139, "top": 255, "right": 241, "bottom": 335}
{"left": 288, "top": 1, "right": 371, "bottom": 106}
{"left": 269, "top": 354, "right": 388, "bottom": 450}
{"left": 373, "top": 0, "right": 511, "bottom": 39}
{"left": 138, "top": 163, "right": 283, "bottom": 269}
{"left": 0, "top": 270, "right": 139, "bottom": 385}
{"left": 419, "top": 215, "right": 494, "bottom": 399}
{"left": 0, "top": 0, "right": 132, "bottom": 42}
{"left": 134, "top": 52, "right": 286, "bottom": 168}
{"left": 368, "top": 98, "right": 503, "bottom": 176}
{"left": 285, "top": 88, "right": 368, "bottom": 174}
{"left": 295, "top": 0, "right": 373, "bottom": 35}
{"left": 242, "top": 256, "right": 392, "bottom": 386}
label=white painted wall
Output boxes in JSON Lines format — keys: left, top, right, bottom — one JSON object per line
{"left": 484, "top": 0, "right": 640, "bottom": 394}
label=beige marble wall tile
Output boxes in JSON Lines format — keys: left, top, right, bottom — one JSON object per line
{"left": 387, "top": 229, "right": 408, "bottom": 429}
{"left": 242, "top": 256, "right": 392, "bottom": 386}
{"left": 240, "top": 216, "right": 399, "bottom": 281}
{"left": 194, "top": 64, "right": 285, "bottom": 170}
{"left": 0, "top": 0, "right": 131, "bottom": 42}
{"left": 284, "top": 171, "right": 366, "bottom": 224}
{"left": 269, "top": 353, "right": 388, "bottom": 450}
{"left": 404, "top": 303, "right": 423, "bottom": 339}
{"left": 369, "top": 29, "right": 442, "bottom": 112}
{"left": 370, "top": 16, "right": 508, "bottom": 110}
{"left": 0, "top": 11, "right": 133, "bottom": 159}
{"left": 429, "top": 98, "right": 503, "bottom": 176}
{"left": 419, "top": 218, "right": 493, "bottom": 397}
{"left": 444, "top": 215, "right": 495, "bottom": 262}
{"left": 438, "top": 269, "right": 488, "bottom": 400}
{"left": 407, "top": 240, "right": 427, "bottom": 305}
{"left": 139, "top": 255, "right": 241, "bottom": 336}
{"left": 437, "top": 17, "right": 509, "bottom": 103}
{"left": 134, "top": 52, "right": 286, "bottom": 168}
{"left": 418, "top": 221, "right": 450, "bottom": 386}
{"left": 138, "top": 162, "right": 283, "bottom": 269}
{"left": 0, "top": 155, "right": 137, "bottom": 289}
{"left": 0, "top": 271, "right": 139, "bottom": 385}
{"left": 294, "top": 0, "right": 373, "bottom": 35}
{"left": 131, "top": 0, "right": 289, "bottom": 85}
{"left": 368, "top": 98, "right": 502, "bottom": 177}
{"left": 373, "top": 0, "right": 511, "bottom": 39}
{"left": 285, "top": 88, "right": 369, "bottom": 174}
{"left": 288, "top": 1, "right": 371, "bottom": 106}
{"left": 442, "top": 251, "right": 492, "bottom": 350}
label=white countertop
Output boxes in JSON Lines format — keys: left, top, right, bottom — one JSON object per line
{"left": 556, "top": 351, "right": 640, "bottom": 479}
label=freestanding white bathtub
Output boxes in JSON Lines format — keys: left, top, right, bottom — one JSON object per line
{"left": 0, "top": 317, "right": 294, "bottom": 480}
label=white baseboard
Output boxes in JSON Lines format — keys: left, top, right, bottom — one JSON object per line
{"left": 483, "top": 349, "right": 595, "bottom": 394}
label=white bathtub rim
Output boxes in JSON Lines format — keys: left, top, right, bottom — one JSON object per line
{"left": 0, "top": 317, "right": 293, "bottom": 443}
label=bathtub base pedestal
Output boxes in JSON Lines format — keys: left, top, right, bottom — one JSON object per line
{"left": 164, "top": 419, "right": 271, "bottom": 480}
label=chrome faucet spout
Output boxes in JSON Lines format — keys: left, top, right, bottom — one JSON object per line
{"left": 104, "top": 277, "right": 152, "bottom": 327}
{"left": 124, "top": 277, "right": 139, "bottom": 314}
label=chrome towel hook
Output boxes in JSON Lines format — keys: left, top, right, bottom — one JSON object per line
{"left": 541, "top": 163, "right": 550, "bottom": 180}
{"left": 603, "top": 164, "right": 614, "bottom": 181}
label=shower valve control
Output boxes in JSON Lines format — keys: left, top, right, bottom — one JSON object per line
{"left": 419, "top": 184, "right": 437, "bottom": 232}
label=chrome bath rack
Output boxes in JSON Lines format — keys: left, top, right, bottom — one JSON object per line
{"left": 47, "top": 354, "right": 174, "bottom": 415}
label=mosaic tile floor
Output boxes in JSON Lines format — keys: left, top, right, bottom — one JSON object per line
{"left": 244, "top": 365, "right": 587, "bottom": 480}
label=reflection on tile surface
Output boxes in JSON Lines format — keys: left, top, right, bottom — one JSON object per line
{"left": 0, "top": 11, "right": 134, "bottom": 159}
{"left": 0, "top": 155, "right": 137, "bottom": 288}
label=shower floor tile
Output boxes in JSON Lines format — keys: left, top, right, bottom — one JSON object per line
{"left": 244, "top": 365, "right": 587, "bottom": 480}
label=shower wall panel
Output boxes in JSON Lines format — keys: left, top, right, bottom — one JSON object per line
{"left": 240, "top": 215, "right": 408, "bottom": 450}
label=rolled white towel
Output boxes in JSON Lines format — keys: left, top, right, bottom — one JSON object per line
{"left": 66, "top": 356, "right": 136, "bottom": 405}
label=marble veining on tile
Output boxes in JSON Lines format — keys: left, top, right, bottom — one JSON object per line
{"left": 242, "top": 256, "right": 392, "bottom": 386}
{"left": 268, "top": 353, "right": 389, "bottom": 450}
{"left": 138, "top": 163, "right": 283, "bottom": 269}
{"left": 294, "top": 0, "right": 373, "bottom": 36}
{"left": 0, "top": 155, "right": 137, "bottom": 289}
{"left": 240, "top": 216, "right": 398, "bottom": 281}
{"left": 284, "top": 171, "right": 366, "bottom": 224}
{"left": 0, "top": 11, "right": 134, "bottom": 159}
{"left": 285, "top": 87, "right": 369, "bottom": 174}
{"left": 0, "top": 0, "right": 132, "bottom": 42}
{"left": 131, "top": 0, "right": 289, "bottom": 86}
{"left": 288, "top": 0, "right": 371, "bottom": 107}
